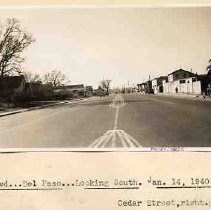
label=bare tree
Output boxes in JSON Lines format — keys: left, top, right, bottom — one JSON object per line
{"left": 0, "top": 18, "right": 35, "bottom": 77}
{"left": 43, "top": 69, "right": 69, "bottom": 86}
{"left": 206, "top": 58, "right": 211, "bottom": 75}
{"left": 100, "top": 78, "right": 111, "bottom": 95}
{"left": 23, "top": 71, "right": 41, "bottom": 83}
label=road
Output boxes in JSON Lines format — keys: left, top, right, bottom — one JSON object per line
{"left": 0, "top": 93, "right": 211, "bottom": 148}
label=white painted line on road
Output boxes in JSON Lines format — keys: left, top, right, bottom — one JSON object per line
{"left": 111, "top": 134, "right": 116, "bottom": 148}
{"left": 119, "top": 130, "right": 142, "bottom": 148}
{"left": 89, "top": 93, "right": 143, "bottom": 148}
{"left": 101, "top": 132, "right": 114, "bottom": 147}
{"left": 88, "top": 94, "right": 143, "bottom": 148}
{"left": 89, "top": 130, "right": 113, "bottom": 148}
{"left": 89, "top": 129, "right": 142, "bottom": 148}
{"left": 119, "top": 130, "right": 134, "bottom": 148}
{"left": 118, "top": 130, "right": 128, "bottom": 148}
{"left": 111, "top": 94, "right": 127, "bottom": 130}
{"left": 128, "top": 134, "right": 142, "bottom": 147}
{"left": 89, "top": 131, "right": 110, "bottom": 148}
{"left": 110, "top": 94, "right": 127, "bottom": 108}
{"left": 114, "top": 107, "right": 119, "bottom": 130}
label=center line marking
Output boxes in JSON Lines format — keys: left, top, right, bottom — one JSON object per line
{"left": 114, "top": 107, "right": 119, "bottom": 130}
{"left": 89, "top": 94, "right": 143, "bottom": 148}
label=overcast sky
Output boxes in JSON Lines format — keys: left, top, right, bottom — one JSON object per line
{"left": 0, "top": 7, "right": 211, "bottom": 88}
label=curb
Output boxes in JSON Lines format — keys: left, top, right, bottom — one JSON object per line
{"left": 0, "top": 101, "right": 67, "bottom": 118}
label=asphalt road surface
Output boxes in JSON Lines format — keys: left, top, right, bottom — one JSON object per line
{"left": 0, "top": 93, "right": 211, "bottom": 148}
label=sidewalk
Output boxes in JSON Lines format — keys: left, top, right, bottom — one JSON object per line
{"left": 0, "top": 97, "right": 91, "bottom": 118}
{"left": 0, "top": 101, "right": 67, "bottom": 118}
{"left": 156, "top": 93, "right": 211, "bottom": 101}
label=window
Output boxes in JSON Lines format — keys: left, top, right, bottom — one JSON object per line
{"left": 180, "top": 80, "right": 186, "bottom": 84}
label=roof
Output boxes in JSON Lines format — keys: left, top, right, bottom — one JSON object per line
{"left": 85, "top": 86, "right": 93, "bottom": 90}
{"left": 137, "top": 81, "right": 151, "bottom": 86}
{"left": 66, "top": 84, "right": 84, "bottom": 89}
{"left": 152, "top": 76, "right": 168, "bottom": 81}
{"left": 168, "top": 69, "right": 194, "bottom": 76}
{"left": 54, "top": 84, "right": 84, "bottom": 90}
{"left": 137, "top": 82, "right": 146, "bottom": 86}
{"left": 0, "top": 75, "right": 25, "bottom": 90}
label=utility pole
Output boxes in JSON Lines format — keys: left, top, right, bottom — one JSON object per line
{"left": 148, "top": 75, "right": 151, "bottom": 93}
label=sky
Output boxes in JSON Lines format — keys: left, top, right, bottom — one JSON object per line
{"left": 0, "top": 7, "right": 211, "bottom": 88}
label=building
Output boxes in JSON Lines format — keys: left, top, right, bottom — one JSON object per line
{"left": 85, "top": 86, "right": 93, "bottom": 97}
{"left": 164, "top": 77, "right": 201, "bottom": 94}
{"left": 137, "top": 80, "right": 153, "bottom": 94}
{"left": 168, "top": 69, "right": 195, "bottom": 82}
{"left": 54, "top": 84, "right": 86, "bottom": 98}
{"left": 163, "top": 69, "right": 199, "bottom": 94}
{"left": 137, "top": 82, "right": 145, "bottom": 93}
{"left": 138, "top": 69, "right": 211, "bottom": 96}
{"left": 151, "top": 76, "right": 168, "bottom": 94}
{"left": 0, "top": 75, "right": 26, "bottom": 99}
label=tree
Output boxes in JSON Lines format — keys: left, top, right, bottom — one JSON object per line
{"left": 0, "top": 18, "right": 35, "bottom": 77}
{"left": 206, "top": 58, "right": 211, "bottom": 75}
{"left": 43, "top": 69, "right": 69, "bottom": 86}
{"left": 100, "top": 78, "right": 111, "bottom": 95}
{"left": 23, "top": 71, "right": 41, "bottom": 83}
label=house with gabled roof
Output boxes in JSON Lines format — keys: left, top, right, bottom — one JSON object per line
{"left": 167, "top": 69, "right": 195, "bottom": 83}
{"left": 163, "top": 69, "right": 201, "bottom": 94}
